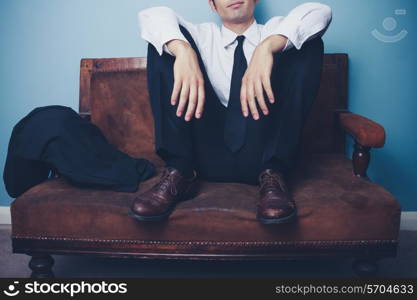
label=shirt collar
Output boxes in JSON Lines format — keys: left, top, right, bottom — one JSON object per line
{"left": 221, "top": 19, "right": 260, "bottom": 48}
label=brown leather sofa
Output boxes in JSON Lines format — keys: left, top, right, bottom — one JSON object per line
{"left": 10, "top": 54, "right": 402, "bottom": 278}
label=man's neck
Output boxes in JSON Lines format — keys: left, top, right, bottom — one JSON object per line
{"left": 222, "top": 17, "right": 255, "bottom": 35}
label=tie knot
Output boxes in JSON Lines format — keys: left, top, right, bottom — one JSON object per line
{"left": 236, "top": 35, "right": 245, "bottom": 45}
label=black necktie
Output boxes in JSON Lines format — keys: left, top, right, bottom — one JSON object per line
{"left": 223, "top": 35, "right": 247, "bottom": 153}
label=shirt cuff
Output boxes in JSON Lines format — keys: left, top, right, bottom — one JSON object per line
{"left": 270, "top": 17, "right": 305, "bottom": 50}
{"left": 282, "top": 38, "right": 293, "bottom": 51}
{"left": 141, "top": 30, "right": 190, "bottom": 56}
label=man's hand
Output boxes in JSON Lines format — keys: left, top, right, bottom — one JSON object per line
{"left": 167, "top": 39, "right": 205, "bottom": 122}
{"left": 240, "top": 34, "right": 288, "bottom": 120}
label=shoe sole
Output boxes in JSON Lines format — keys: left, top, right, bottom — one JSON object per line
{"left": 257, "top": 209, "right": 297, "bottom": 224}
{"left": 128, "top": 206, "right": 175, "bottom": 222}
{"left": 128, "top": 179, "right": 200, "bottom": 222}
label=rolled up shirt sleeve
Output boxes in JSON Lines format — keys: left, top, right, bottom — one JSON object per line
{"left": 262, "top": 2, "right": 333, "bottom": 51}
{"left": 138, "top": 6, "right": 203, "bottom": 56}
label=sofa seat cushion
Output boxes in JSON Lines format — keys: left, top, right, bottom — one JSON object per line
{"left": 11, "top": 154, "right": 401, "bottom": 254}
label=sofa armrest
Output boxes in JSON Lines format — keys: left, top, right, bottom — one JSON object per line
{"left": 337, "top": 112, "right": 386, "bottom": 180}
{"left": 339, "top": 113, "right": 385, "bottom": 148}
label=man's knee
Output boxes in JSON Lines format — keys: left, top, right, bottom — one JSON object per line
{"left": 301, "top": 36, "right": 324, "bottom": 63}
{"left": 271, "top": 36, "right": 324, "bottom": 80}
{"left": 295, "top": 36, "right": 324, "bottom": 80}
{"left": 178, "top": 25, "right": 200, "bottom": 55}
{"left": 178, "top": 25, "right": 193, "bottom": 42}
{"left": 293, "top": 36, "right": 323, "bottom": 65}
{"left": 274, "top": 36, "right": 323, "bottom": 60}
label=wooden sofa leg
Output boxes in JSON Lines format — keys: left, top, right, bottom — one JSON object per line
{"left": 352, "top": 142, "right": 371, "bottom": 179}
{"left": 352, "top": 257, "right": 378, "bottom": 277}
{"left": 29, "top": 254, "right": 55, "bottom": 278}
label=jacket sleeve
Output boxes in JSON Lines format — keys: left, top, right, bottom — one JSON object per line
{"left": 262, "top": 2, "right": 332, "bottom": 51}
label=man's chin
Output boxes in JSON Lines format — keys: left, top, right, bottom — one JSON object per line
{"left": 225, "top": 14, "right": 251, "bottom": 24}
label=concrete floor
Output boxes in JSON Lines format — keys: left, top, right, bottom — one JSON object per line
{"left": 1, "top": 225, "right": 416, "bottom": 278}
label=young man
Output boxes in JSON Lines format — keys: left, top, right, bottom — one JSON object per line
{"left": 130, "top": 0, "right": 332, "bottom": 224}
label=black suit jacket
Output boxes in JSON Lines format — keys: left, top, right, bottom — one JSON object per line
{"left": 3, "top": 105, "right": 156, "bottom": 198}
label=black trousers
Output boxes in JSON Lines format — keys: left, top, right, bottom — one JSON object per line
{"left": 146, "top": 25, "right": 324, "bottom": 185}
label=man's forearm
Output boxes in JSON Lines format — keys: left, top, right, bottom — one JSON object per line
{"left": 166, "top": 39, "right": 193, "bottom": 57}
{"left": 259, "top": 34, "right": 288, "bottom": 54}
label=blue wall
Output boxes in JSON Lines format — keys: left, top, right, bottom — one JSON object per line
{"left": 1, "top": 0, "right": 416, "bottom": 210}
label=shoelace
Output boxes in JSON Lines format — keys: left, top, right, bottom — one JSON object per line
{"left": 259, "top": 172, "right": 287, "bottom": 193}
{"left": 259, "top": 172, "right": 294, "bottom": 208}
{"left": 151, "top": 168, "right": 178, "bottom": 196}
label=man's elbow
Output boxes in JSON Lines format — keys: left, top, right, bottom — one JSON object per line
{"left": 322, "top": 3, "right": 333, "bottom": 24}
{"left": 312, "top": 2, "right": 333, "bottom": 24}
{"left": 138, "top": 6, "right": 174, "bottom": 18}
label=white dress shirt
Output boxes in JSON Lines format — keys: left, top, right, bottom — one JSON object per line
{"left": 138, "top": 2, "right": 332, "bottom": 107}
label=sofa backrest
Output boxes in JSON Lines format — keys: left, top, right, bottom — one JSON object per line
{"left": 79, "top": 54, "right": 348, "bottom": 167}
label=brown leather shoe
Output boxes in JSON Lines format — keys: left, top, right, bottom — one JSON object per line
{"left": 257, "top": 168, "right": 297, "bottom": 224}
{"left": 129, "top": 167, "right": 198, "bottom": 221}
